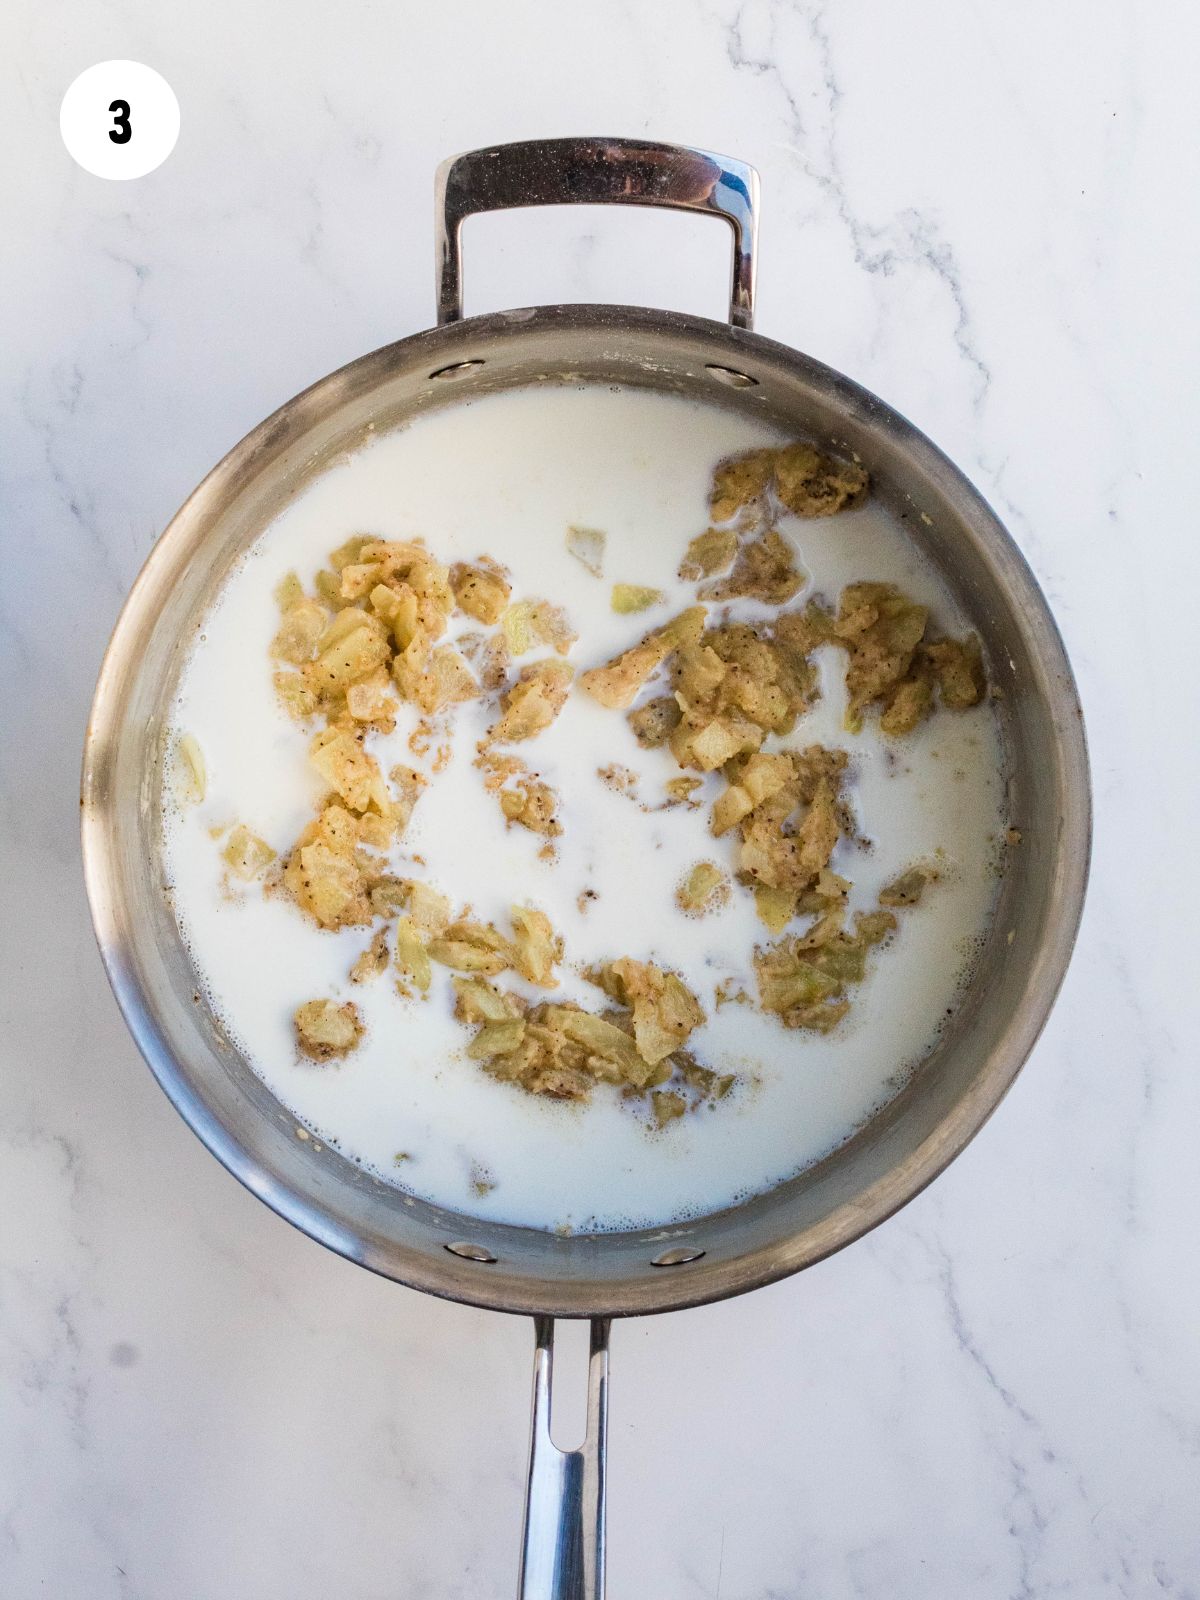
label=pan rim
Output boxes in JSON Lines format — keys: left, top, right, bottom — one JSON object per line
{"left": 81, "top": 301, "right": 1092, "bottom": 1317}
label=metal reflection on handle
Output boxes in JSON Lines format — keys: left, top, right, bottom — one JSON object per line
{"left": 518, "top": 1318, "right": 610, "bottom": 1600}
{"left": 434, "top": 136, "right": 759, "bottom": 329}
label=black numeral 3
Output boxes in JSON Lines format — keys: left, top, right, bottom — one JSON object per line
{"left": 108, "top": 99, "right": 131, "bottom": 144}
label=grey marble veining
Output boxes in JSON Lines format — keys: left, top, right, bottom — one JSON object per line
{"left": 2, "top": 1, "right": 1198, "bottom": 1595}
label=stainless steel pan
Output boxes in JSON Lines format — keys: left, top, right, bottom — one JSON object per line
{"left": 81, "top": 137, "right": 1091, "bottom": 1600}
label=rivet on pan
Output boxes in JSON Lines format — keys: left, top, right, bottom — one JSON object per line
{"left": 445, "top": 1240, "right": 498, "bottom": 1263}
{"left": 651, "top": 1246, "right": 706, "bottom": 1267}
{"left": 704, "top": 363, "right": 757, "bottom": 389}
{"left": 430, "top": 359, "right": 485, "bottom": 381}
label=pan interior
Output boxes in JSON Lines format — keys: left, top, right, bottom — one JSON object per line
{"left": 83, "top": 305, "right": 1089, "bottom": 1317}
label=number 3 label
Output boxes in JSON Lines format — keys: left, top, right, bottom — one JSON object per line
{"left": 108, "top": 100, "right": 132, "bottom": 145}
{"left": 61, "top": 62, "right": 178, "bottom": 180}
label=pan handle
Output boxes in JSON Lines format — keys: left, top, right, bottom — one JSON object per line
{"left": 434, "top": 137, "right": 759, "bottom": 330}
{"left": 518, "top": 1317, "right": 611, "bottom": 1600}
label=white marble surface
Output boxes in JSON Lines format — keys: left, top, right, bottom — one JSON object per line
{"left": 3, "top": 2, "right": 1198, "bottom": 1595}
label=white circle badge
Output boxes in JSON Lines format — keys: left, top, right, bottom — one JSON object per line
{"left": 60, "top": 61, "right": 180, "bottom": 180}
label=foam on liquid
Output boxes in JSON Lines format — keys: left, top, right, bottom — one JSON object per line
{"left": 163, "top": 385, "right": 1006, "bottom": 1233}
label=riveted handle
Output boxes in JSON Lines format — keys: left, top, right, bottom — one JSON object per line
{"left": 434, "top": 136, "right": 759, "bottom": 329}
{"left": 517, "top": 1318, "right": 610, "bottom": 1600}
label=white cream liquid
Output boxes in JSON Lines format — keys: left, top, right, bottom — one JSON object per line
{"left": 163, "top": 386, "right": 1006, "bottom": 1233}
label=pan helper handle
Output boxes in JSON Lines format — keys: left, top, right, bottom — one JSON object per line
{"left": 434, "top": 136, "right": 759, "bottom": 329}
{"left": 518, "top": 1317, "right": 610, "bottom": 1600}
